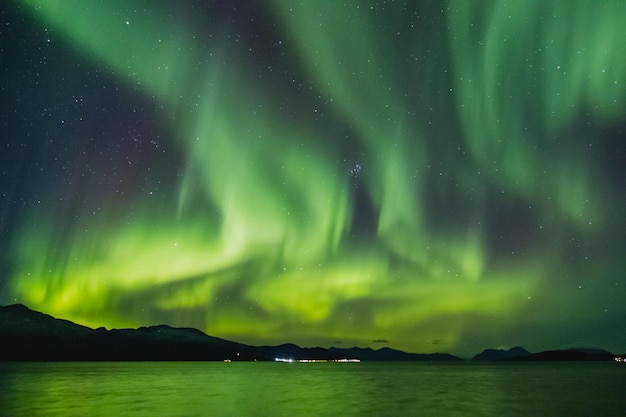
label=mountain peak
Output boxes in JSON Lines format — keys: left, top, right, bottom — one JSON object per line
{"left": 2, "top": 303, "right": 33, "bottom": 313}
{"left": 471, "top": 346, "right": 531, "bottom": 361}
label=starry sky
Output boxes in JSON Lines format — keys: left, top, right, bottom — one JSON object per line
{"left": 1, "top": 0, "right": 625, "bottom": 356}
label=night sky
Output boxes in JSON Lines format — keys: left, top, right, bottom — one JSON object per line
{"left": 1, "top": 0, "right": 625, "bottom": 356}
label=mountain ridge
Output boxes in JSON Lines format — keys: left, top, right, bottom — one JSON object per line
{"left": 471, "top": 346, "right": 531, "bottom": 361}
{"left": 0, "top": 304, "right": 460, "bottom": 361}
{"left": 1, "top": 304, "right": 623, "bottom": 362}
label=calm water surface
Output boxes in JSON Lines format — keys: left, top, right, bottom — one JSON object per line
{"left": 1, "top": 361, "right": 624, "bottom": 416}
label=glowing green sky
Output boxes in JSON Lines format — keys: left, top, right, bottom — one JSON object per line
{"left": 1, "top": 0, "right": 625, "bottom": 356}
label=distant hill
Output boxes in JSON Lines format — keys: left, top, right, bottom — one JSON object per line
{"left": 507, "top": 348, "right": 616, "bottom": 362}
{"left": 329, "top": 346, "right": 462, "bottom": 361}
{"left": 472, "top": 347, "right": 531, "bottom": 361}
{"left": 257, "top": 343, "right": 346, "bottom": 361}
{"left": 0, "top": 304, "right": 462, "bottom": 361}
{"left": 0, "top": 304, "right": 261, "bottom": 361}
{"left": 1, "top": 304, "right": 621, "bottom": 362}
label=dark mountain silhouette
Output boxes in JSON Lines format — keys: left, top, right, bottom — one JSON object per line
{"left": 507, "top": 348, "right": 616, "bottom": 362}
{"left": 1, "top": 304, "right": 622, "bottom": 362}
{"left": 472, "top": 346, "right": 531, "bottom": 361}
{"left": 0, "top": 304, "right": 463, "bottom": 361}
{"left": 257, "top": 343, "right": 346, "bottom": 361}
{"left": 329, "top": 346, "right": 462, "bottom": 361}
{"left": 0, "top": 304, "right": 260, "bottom": 361}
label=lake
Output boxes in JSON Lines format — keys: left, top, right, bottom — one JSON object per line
{"left": 1, "top": 361, "right": 624, "bottom": 416}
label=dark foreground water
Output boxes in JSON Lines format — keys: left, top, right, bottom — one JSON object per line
{"left": 1, "top": 361, "right": 624, "bottom": 416}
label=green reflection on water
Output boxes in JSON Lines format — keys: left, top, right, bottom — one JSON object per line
{"left": 1, "top": 362, "right": 624, "bottom": 417}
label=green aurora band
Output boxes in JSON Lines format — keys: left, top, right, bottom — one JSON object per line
{"left": 5, "top": 0, "right": 626, "bottom": 354}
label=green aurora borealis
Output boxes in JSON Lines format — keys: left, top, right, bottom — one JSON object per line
{"left": 1, "top": 0, "right": 625, "bottom": 355}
